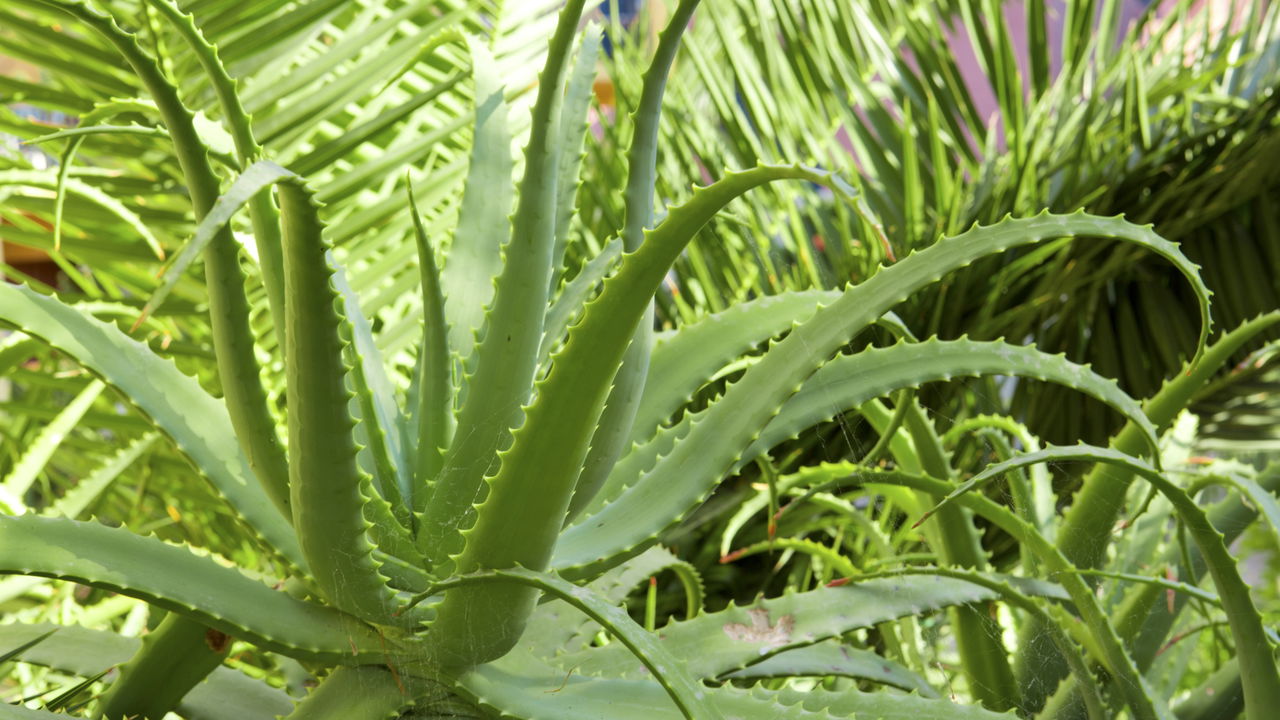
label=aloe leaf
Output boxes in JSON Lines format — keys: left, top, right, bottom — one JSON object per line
{"left": 30, "top": 121, "right": 161, "bottom": 256}
{"left": 361, "top": 488, "right": 427, "bottom": 590}
{"left": 744, "top": 338, "right": 1156, "bottom": 463}
{"left": 573, "top": 405, "right": 696, "bottom": 531}
{"left": 331, "top": 262, "right": 411, "bottom": 517}
{"left": 621, "top": 0, "right": 703, "bottom": 250}
{"left": 0, "top": 515, "right": 394, "bottom": 664}
{"left": 862, "top": 567, "right": 1104, "bottom": 720}
{"left": 561, "top": 574, "right": 1056, "bottom": 680}
{"left": 585, "top": 544, "right": 704, "bottom": 620}
{"left": 1170, "top": 657, "right": 1246, "bottom": 720}
{"left": 0, "top": 378, "right": 103, "bottom": 509}
{"left": 568, "top": 313, "right": 651, "bottom": 521}
{"left": 763, "top": 685, "right": 1019, "bottom": 720}
{"left": 146, "top": 140, "right": 299, "bottom": 505}
{"left": 717, "top": 467, "right": 831, "bottom": 558}
{"left": 0, "top": 283, "right": 302, "bottom": 568}
{"left": 540, "top": 236, "right": 623, "bottom": 369}
{"left": 282, "top": 666, "right": 415, "bottom": 720}
{"left": 581, "top": 291, "right": 838, "bottom": 520}
{"left": 437, "top": 36, "right": 514, "bottom": 377}
{"left": 555, "top": 212, "right": 1206, "bottom": 580}
{"left": 550, "top": 26, "right": 603, "bottom": 287}
{"left": 849, "top": 466, "right": 1164, "bottom": 720}
{"left": 140, "top": 161, "right": 291, "bottom": 328}
{"left": 721, "top": 641, "right": 936, "bottom": 696}
{"left": 52, "top": 135, "right": 83, "bottom": 254}
{"left": 1016, "top": 312, "right": 1280, "bottom": 705}
{"left": 278, "top": 181, "right": 404, "bottom": 625}
{"left": 527, "top": 545, "right": 704, "bottom": 658}
{"left": 0, "top": 622, "right": 293, "bottom": 720}
{"left": 725, "top": 537, "right": 857, "bottom": 576}
{"left": 570, "top": 0, "right": 704, "bottom": 521}
{"left": 138, "top": 0, "right": 255, "bottom": 163}
{"left": 98, "top": 614, "right": 228, "bottom": 720}
{"left": 1189, "top": 471, "right": 1280, "bottom": 554}
{"left": 424, "top": 567, "right": 723, "bottom": 720}
{"left": 145, "top": 161, "right": 413, "bottom": 614}
{"left": 458, "top": 646, "right": 1013, "bottom": 720}
{"left": 430, "top": 165, "right": 833, "bottom": 665}
{"left": 887, "top": 390, "right": 1010, "bottom": 699}
{"left": 420, "top": 0, "right": 590, "bottom": 573}
{"left": 943, "top": 414, "right": 1052, "bottom": 533}
{"left": 407, "top": 180, "right": 453, "bottom": 488}
{"left": 557, "top": 336, "right": 1157, "bottom": 576}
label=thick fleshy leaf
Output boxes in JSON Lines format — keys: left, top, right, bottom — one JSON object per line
{"left": 0, "top": 283, "right": 302, "bottom": 568}
{"left": 423, "top": 567, "right": 723, "bottom": 719}
{"left": 556, "top": 212, "right": 1208, "bottom": 580}
{"left": 0, "top": 515, "right": 397, "bottom": 664}
{"left": 721, "top": 641, "right": 936, "bottom": 696}
{"left": 560, "top": 574, "right": 1062, "bottom": 680}
{"left": 279, "top": 181, "right": 406, "bottom": 625}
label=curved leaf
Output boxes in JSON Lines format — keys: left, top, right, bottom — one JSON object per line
{"left": 282, "top": 666, "right": 415, "bottom": 720}
{"left": 407, "top": 180, "right": 453, "bottom": 488}
{"left": 550, "top": 26, "right": 603, "bottom": 285}
{"left": 557, "top": 335, "right": 1157, "bottom": 575}
{"left": 0, "top": 515, "right": 397, "bottom": 664}
{"left": 438, "top": 35, "right": 514, "bottom": 373}
{"left": 555, "top": 213, "right": 1206, "bottom": 580}
{"left": 561, "top": 574, "right": 1055, "bottom": 680}
{"left": 458, "top": 650, "right": 1013, "bottom": 720}
{"left": 141, "top": 0, "right": 287, "bottom": 333}
{"left": 279, "top": 181, "right": 406, "bottom": 625}
{"left": 527, "top": 545, "right": 704, "bottom": 657}
{"left": 721, "top": 641, "right": 935, "bottom": 695}
{"left": 843, "top": 465, "right": 1166, "bottom": 720}
{"left": 430, "top": 165, "right": 838, "bottom": 666}
{"left": 0, "top": 283, "right": 302, "bottom": 568}
{"left": 631, "top": 290, "right": 837, "bottom": 448}
{"left": 743, "top": 337, "right": 1156, "bottom": 463}
{"left": 568, "top": 0, "right": 705, "bottom": 536}
{"left": 1059, "top": 311, "right": 1280, "bottom": 568}
{"left": 422, "top": 0, "right": 601, "bottom": 581}
{"left": 424, "top": 567, "right": 723, "bottom": 720}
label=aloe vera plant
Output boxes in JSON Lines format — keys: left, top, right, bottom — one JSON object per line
{"left": 0, "top": 1, "right": 1273, "bottom": 719}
